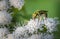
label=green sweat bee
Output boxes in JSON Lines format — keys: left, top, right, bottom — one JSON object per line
{"left": 32, "top": 10, "right": 48, "bottom": 20}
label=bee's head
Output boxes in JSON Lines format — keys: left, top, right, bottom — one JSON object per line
{"left": 38, "top": 10, "right": 48, "bottom": 17}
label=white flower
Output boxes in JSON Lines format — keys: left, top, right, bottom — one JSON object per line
{"left": 7, "top": 34, "right": 14, "bottom": 39}
{"left": 0, "top": 27, "right": 9, "bottom": 39}
{"left": 13, "top": 19, "right": 40, "bottom": 39}
{"left": 0, "top": 10, "right": 12, "bottom": 25}
{"left": 27, "top": 34, "right": 42, "bottom": 39}
{"left": 9, "top": 0, "right": 24, "bottom": 10}
{"left": 13, "top": 26, "right": 27, "bottom": 39}
{"left": 14, "top": 27, "right": 26, "bottom": 35}
{"left": 26, "top": 19, "right": 40, "bottom": 33}
{"left": 44, "top": 18, "right": 58, "bottom": 32}
{"left": 42, "top": 34, "right": 53, "bottom": 39}
{"left": 0, "top": 0, "right": 9, "bottom": 10}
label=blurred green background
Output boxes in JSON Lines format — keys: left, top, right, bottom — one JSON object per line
{"left": 12, "top": 0, "right": 60, "bottom": 39}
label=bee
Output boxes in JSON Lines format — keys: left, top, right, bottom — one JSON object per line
{"left": 32, "top": 10, "right": 48, "bottom": 20}
{"left": 32, "top": 11, "right": 39, "bottom": 19}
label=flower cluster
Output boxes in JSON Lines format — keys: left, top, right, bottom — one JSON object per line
{"left": 0, "top": 0, "right": 9, "bottom": 10}
{"left": 0, "top": 0, "right": 24, "bottom": 10}
{"left": 0, "top": 27, "right": 9, "bottom": 39}
{"left": 9, "top": 0, "right": 24, "bottom": 10}
{"left": 0, "top": 10, "right": 12, "bottom": 25}
{"left": 0, "top": 0, "right": 24, "bottom": 25}
{"left": 0, "top": 0, "right": 25, "bottom": 39}
{"left": 13, "top": 18, "right": 58, "bottom": 39}
{"left": 0, "top": 17, "right": 58, "bottom": 39}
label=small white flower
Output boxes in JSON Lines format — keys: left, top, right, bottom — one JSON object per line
{"left": 26, "top": 19, "right": 40, "bottom": 33}
{"left": 0, "top": 10, "right": 12, "bottom": 25}
{"left": 14, "top": 27, "right": 26, "bottom": 35}
{"left": 0, "top": 27, "right": 9, "bottom": 39}
{"left": 13, "top": 26, "right": 27, "bottom": 39}
{"left": 42, "top": 34, "right": 53, "bottom": 39}
{"left": 44, "top": 18, "right": 58, "bottom": 32}
{"left": 27, "top": 34, "right": 42, "bottom": 39}
{"left": 9, "top": 0, "right": 24, "bottom": 10}
{"left": 0, "top": 0, "right": 9, "bottom": 10}
{"left": 7, "top": 34, "right": 14, "bottom": 39}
